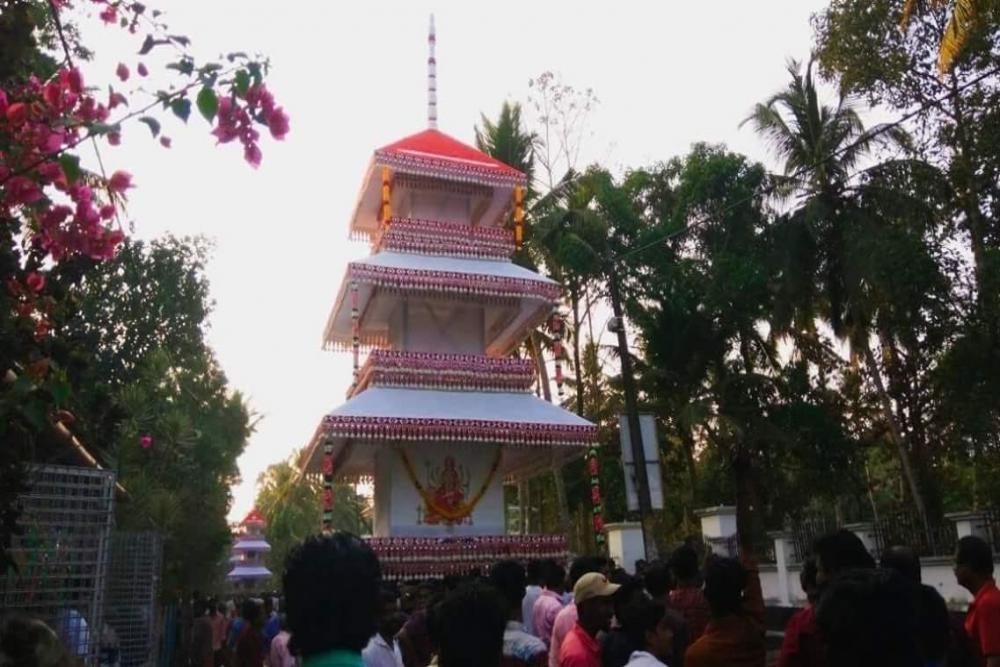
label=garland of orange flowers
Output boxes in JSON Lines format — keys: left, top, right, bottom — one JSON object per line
{"left": 398, "top": 446, "right": 503, "bottom": 523}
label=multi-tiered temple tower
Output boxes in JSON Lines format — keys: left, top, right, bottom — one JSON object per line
{"left": 298, "top": 19, "right": 596, "bottom": 579}
{"left": 226, "top": 509, "right": 272, "bottom": 591}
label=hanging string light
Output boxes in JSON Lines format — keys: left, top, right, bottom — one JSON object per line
{"left": 382, "top": 166, "right": 393, "bottom": 224}
{"left": 551, "top": 314, "right": 565, "bottom": 399}
{"left": 513, "top": 185, "right": 524, "bottom": 249}
{"left": 351, "top": 281, "right": 360, "bottom": 387}
{"left": 322, "top": 437, "right": 334, "bottom": 533}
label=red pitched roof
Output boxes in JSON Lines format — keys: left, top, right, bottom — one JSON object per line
{"left": 242, "top": 508, "right": 266, "bottom": 526}
{"left": 375, "top": 128, "right": 524, "bottom": 180}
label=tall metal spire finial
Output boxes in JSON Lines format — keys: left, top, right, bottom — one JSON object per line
{"left": 427, "top": 14, "right": 437, "bottom": 129}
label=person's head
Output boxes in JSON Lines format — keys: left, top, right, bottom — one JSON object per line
{"left": 643, "top": 560, "right": 672, "bottom": 601}
{"left": 526, "top": 560, "right": 543, "bottom": 587}
{"left": 539, "top": 559, "right": 566, "bottom": 593}
{"left": 567, "top": 556, "right": 601, "bottom": 591}
{"left": 611, "top": 578, "right": 646, "bottom": 632}
{"left": 800, "top": 558, "right": 819, "bottom": 604}
{"left": 489, "top": 560, "right": 527, "bottom": 621}
{"left": 240, "top": 599, "right": 260, "bottom": 625}
{"left": 573, "top": 572, "right": 619, "bottom": 635}
{"left": 954, "top": 535, "right": 994, "bottom": 593}
{"left": 194, "top": 598, "right": 209, "bottom": 618}
{"left": 880, "top": 545, "right": 921, "bottom": 584}
{"left": 623, "top": 599, "right": 679, "bottom": 662}
{"left": 703, "top": 556, "right": 747, "bottom": 618}
{"left": 283, "top": 532, "right": 381, "bottom": 657}
{"left": 0, "top": 614, "right": 72, "bottom": 667}
{"left": 435, "top": 581, "right": 505, "bottom": 667}
{"left": 377, "top": 588, "right": 405, "bottom": 643}
{"left": 812, "top": 530, "right": 875, "bottom": 586}
{"left": 669, "top": 545, "right": 700, "bottom": 585}
{"left": 816, "top": 568, "right": 920, "bottom": 667}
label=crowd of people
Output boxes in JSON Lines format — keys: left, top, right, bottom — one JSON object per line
{"left": 186, "top": 531, "right": 997, "bottom": 667}
{"left": 1, "top": 532, "right": 997, "bottom": 667}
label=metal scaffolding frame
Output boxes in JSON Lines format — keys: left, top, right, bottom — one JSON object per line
{"left": 104, "top": 531, "right": 163, "bottom": 667}
{"left": 0, "top": 464, "right": 116, "bottom": 666}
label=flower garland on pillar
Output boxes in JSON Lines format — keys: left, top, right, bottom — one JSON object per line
{"left": 513, "top": 185, "right": 524, "bottom": 249}
{"left": 588, "top": 447, "right": 606, "bottom": 546}
{"left": 350, "top": 281, "right": 360, "bottom": 388}
{"left": 381, "top": 166, "right": 393, "bottom": 225}
{"left": 322, "top": 436, "right": 335, "bottom": 533}
{"left": 551, "top": 314, "right": 565, "bottom": 399}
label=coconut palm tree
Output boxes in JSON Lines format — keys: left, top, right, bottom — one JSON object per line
{"left": 742, "top": 58, "right": 933, "bottom": 533}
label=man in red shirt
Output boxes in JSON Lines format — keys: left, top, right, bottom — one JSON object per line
{"left": 955, "top": 535, "right": 1000, "bottom": 667}
{"left": 668, "top": 545, "right": 711, "bottom": 640}
{"left": 559, "top": 572, "right": 619, "bottom": 667}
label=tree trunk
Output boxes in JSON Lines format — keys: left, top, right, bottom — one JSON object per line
{"left": 530, "top": 332, "right": 571, "bottom": 536}
{"left": 530, "top": 332, "right": 552, "bottom": 403}
{"left": 862, "top": 340, "right": 931, "bottom": 539}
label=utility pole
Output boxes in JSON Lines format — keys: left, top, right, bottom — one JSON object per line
{"left": 607, "top": 270, "right": 659, "bottom": 561}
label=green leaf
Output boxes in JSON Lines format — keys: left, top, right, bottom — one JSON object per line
{"left": 196, "top": 87, "right": 218, "bottom": 123}
{"left": 59, "top": 154, "right": 81, "bottom": 185}
{"left": 87, "top": 122, "right": 117, "bottom": 135}
{"left": 49, "top": 376, "right": 72, "bottom": 406}
{"left": 170, "top": 98, "right": 191, "bottom": 123}
{"left": 139, "top": 34, "right": 156, "bottom": 55}
{"left": 234, "top": 70, "right": 250, "bottom": 97}
{"left": 166, "top": 58, "right": 195, "bottom": 76}
{"left": 138, "top": 116, "right": 161, "bottom": 138}
{"left": 247, "top": 62, "right": 263, "bottom": 86}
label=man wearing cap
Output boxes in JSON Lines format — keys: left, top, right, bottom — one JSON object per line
{"left": 558, "top": 572, "right": 619, "bottom": 667}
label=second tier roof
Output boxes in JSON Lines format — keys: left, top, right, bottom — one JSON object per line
{"left": 323, "top": 251, "right": 560, "bottom": 356}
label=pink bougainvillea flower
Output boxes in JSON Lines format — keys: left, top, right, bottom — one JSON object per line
{"left": 107, "top": 170, "right": 133, "bottom": 193}
{"left": 159, "top": 136, "right": 171, "bottom": 148}
{"left": 140, "top": 434, "right": 153, "bottom": 449}
{"left": 267, "top": 107, "right": 289, "bottom": 140}
{"left": 25, "top": 272, "right": 46, "bottom": 293}
{"left": 99, "top": 204, "right": 116, "bottom": 220}
{"left": 108, "top": 131, "right": 121, "bottom": 146}
{"left": 243, "top": 143, "right": 262, "bottom": 168}
{"left": 4, "top": 176, "right": 43, "bottom": 206}
{"left": 0, "top": 90, "right": 8, "bottom": 114}
{"left": 66, "top": 68, "right": 84, "bottom": 94}
{"left": 115, "top": 62, "right": 129, "bottom": 82}
{"left": 99, "top": 5, "right": 116, "bottom": 23}
{"left": 5, "top": 102, "right": 28, "bottom": 126}
{"left": 137, "top": 62, "right": 148, "bottom": 77}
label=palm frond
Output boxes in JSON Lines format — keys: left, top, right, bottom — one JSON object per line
{"left": 939, "top": 0, "right": 978, "bottom": 73}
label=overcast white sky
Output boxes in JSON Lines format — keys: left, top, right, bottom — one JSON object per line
{"left": 76, "top": 0, "right": 833, "bottom": 522}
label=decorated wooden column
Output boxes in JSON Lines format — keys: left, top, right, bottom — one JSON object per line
{"left": 321, "top": 436, "right": 335, "bottom": 533}
{"left": 551, "top": 314, "right": 565, "bottom": 399}
{"left": 350, "top": 281, "right": 360, "bottom": 388}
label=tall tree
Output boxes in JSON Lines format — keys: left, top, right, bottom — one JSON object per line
{"left": 814, "top": 0, "right": 1000, "bottom": 510}
{"left": 255, "top": 458, "right": 368, "bottom": 584}
{"left": 742, "top": 59, "right": 938, "bottom": 532}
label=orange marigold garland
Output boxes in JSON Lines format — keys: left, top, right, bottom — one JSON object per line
{"left": 399, "top": 446, "right": 502, "bottom": 523}
{"left": 381, "top": 166, "right": 393, "bottom": 223}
